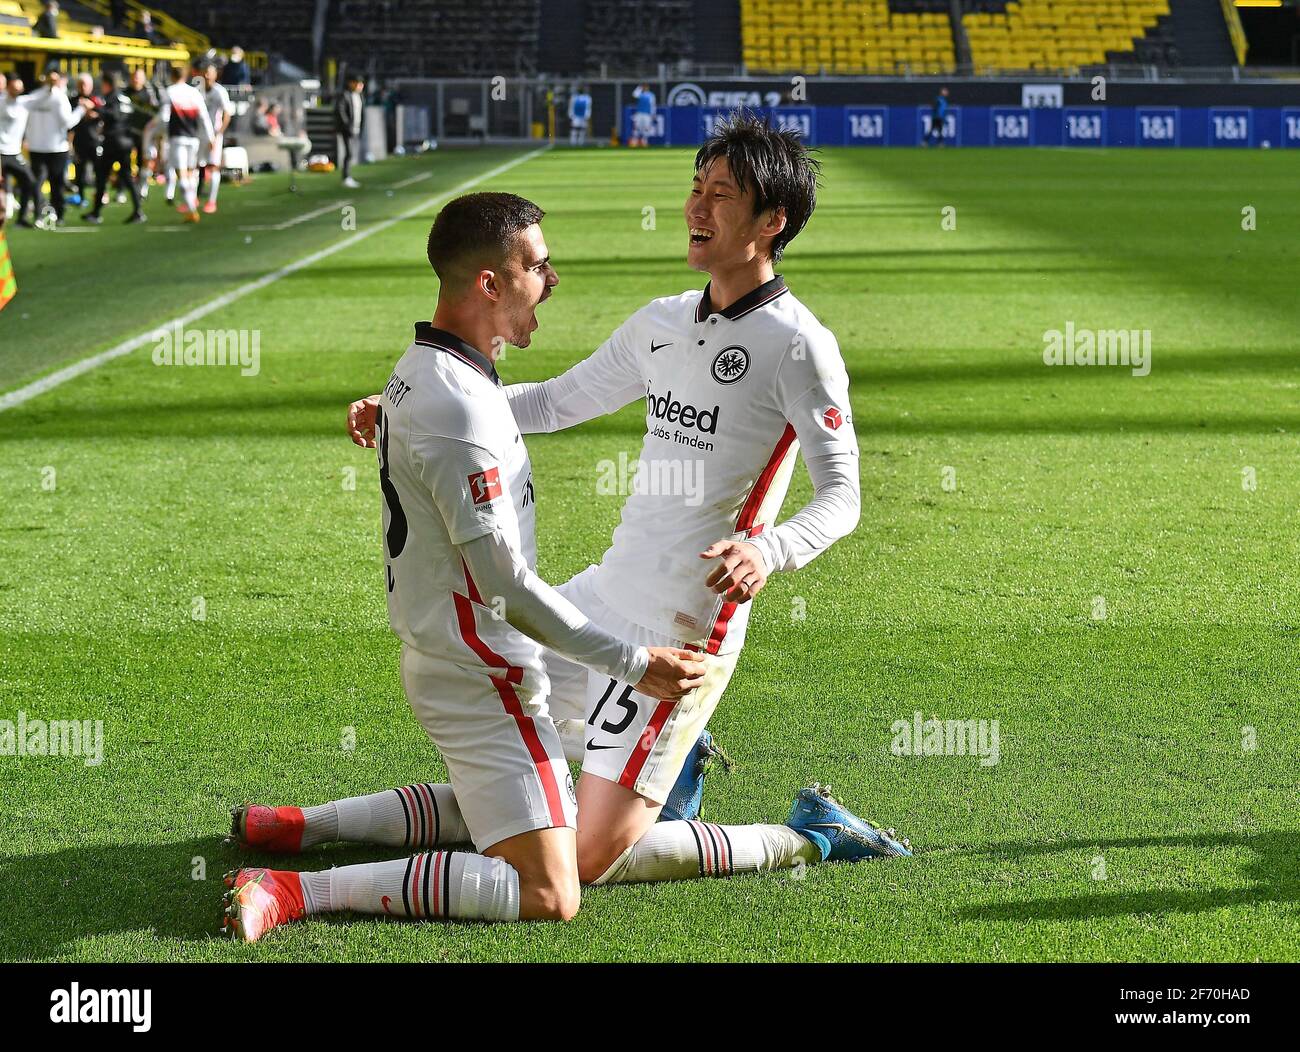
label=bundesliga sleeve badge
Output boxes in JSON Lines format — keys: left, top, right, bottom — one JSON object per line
{"left": 468, "top": 466, "right": 503, "bottom": 505}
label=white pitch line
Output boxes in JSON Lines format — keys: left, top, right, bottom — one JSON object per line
{"left": 0, "top": 146, "right": 550, "bottom": 414}
{"left": 388, "top": 171, "right": 433, "bottom": 189}
{"left": 239, "top": 198, "right": 352, "bottom": 231}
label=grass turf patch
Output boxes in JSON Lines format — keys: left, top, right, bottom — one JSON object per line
{"left": 0, "top": 146, "right": 1296, "bottom": 961}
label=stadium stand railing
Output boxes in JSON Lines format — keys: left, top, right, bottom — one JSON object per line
{"left": 1218, "top": 0, "right": 1247, "bottom": 68}
{"left": 146, "top": 0, "right": 315, "bottom": 75}
{"left": 76, "top": 0, "right": 210, "bottom": 53}
{"left": 0, "top": 0, "right": 190, "bottom": 74}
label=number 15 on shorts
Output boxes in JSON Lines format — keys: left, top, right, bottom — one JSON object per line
{"left": 586, "top": 678, "right": 644, "bottom": 752}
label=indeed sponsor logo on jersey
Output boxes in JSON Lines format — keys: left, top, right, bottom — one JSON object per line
{"left": 645, "top": 383, "right": 719, "bottom": 434}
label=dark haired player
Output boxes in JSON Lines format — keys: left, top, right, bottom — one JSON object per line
{"left": 239, "top": 114, "right": 911, "bottom": 911}
{"left": 222, "top": 193, "right": 703, "bottom": 939}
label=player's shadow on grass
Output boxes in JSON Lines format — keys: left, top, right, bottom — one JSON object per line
{"left": 957, "top": 830, "right": 1300, "bottom": 923}
{"left": 0, "top": 835, "right": 426, "bottom": 959}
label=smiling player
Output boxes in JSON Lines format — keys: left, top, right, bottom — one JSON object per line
{"left": 237, "top": 113, "right": 911, "bottom": 900}
{"left": 222, "top": 193, "right": 704, "bottom": 940}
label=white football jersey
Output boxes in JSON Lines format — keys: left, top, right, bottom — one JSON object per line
{"left": 160, "top": 81, "right": 213, "bottom": 142}
{"left": 202, "top": 81, "right": 233, "bottom": 130}
{"left": 509, "top": 276, "right": 858, "bottom": 655}
{"left": 377, "top": 323, "right": 541, "bottom": 670}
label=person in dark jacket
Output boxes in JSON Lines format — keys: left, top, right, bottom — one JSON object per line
{"left": 126, "top": 66, "right": 157, "bottom": 193}
{"left": 222, "top": 46, "right": 251, "bottom": 87}
{"left": 81, "top": 72, "right": 144, "bottom": 224}
{"left": 71, "top": 72, "right": 102, "bottom": 207}
{"left": 927, "top": 87, "right": 950, "bottom": 147}
{"left": 34, "top": 2, "right": 59, "bottom": 39}
{"left": 333, "top": 74, "right": 364, "bottom": 188}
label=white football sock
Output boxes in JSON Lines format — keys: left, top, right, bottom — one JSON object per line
{"left": 207, "top": 169, "right": 221, "bottom": 204}
{"left": 301, "top": 783, "right": 469, "bottom": 849}
{"left": 591, "top": 821, "right": 820, "bottom": 885}
{"left": 298, "top": 852, "right": 520, "bottom": 921}
{"left": 184, "top": 173, "right": 198, "bottom": 212}
{"left": 165, "top": 167, "right": 177, "bottom": 200}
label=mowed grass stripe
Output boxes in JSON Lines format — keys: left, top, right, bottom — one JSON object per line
{"left": 0, "top": 147, "right": 544, "bottom": 395}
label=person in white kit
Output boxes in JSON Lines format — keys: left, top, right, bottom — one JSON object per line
{"left": 158, "top": 64, "right": 212, "bottom": 223}
{"left": 22, "top": 68, "right": 83, "bottom": 228}
{"left": 233, "top": 114, "right": 912, "bottom": 922}
{"left": 198, "top": 62, "right": 233, "bottom": 213}
{"left": 0, "top": 73, "right": 35, "bottom": 227}
{"left": 222, "top": 193, "right": 704, "bottom": 940}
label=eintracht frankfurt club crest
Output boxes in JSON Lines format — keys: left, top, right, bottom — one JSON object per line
{"left": 711, "top": 345, "right": 750, "bottom": 384}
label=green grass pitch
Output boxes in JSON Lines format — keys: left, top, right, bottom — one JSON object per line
{"left": 0, "top": 144, "right": 1296, "bottom": 962}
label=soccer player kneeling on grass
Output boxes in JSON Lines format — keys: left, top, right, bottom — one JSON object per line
{"left": 222, "top": 193, "right": 704, "bottom": 939}
{"left": 229, "top": 115, "right": 911, "bottom": 939}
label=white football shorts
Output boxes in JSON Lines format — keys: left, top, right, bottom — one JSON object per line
{"left": 633, "top": 112, "right": 653, "bottom": 136}
{"left": 199, "top": 134, "right": 223, "bottom": 168}
{"left": 400, "top": 644, "right": 576, "bottom": 853}
{"left": 547, "top": 565, "right": 740, "bottom": 803}
{"left": 169, "top": 136, "right": 200, "bottom": 171}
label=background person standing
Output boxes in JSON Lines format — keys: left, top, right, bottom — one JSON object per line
{"left": 25, "top": 68, "right": 83, "bottom": 228}
{"left": 0, "top": 73, "right": 35, "bottom": 228}
{"left": 333, "top": 74, "right": 364, "bottom": 189}
{"left": 81, "top": 72, "right": 144, "bottom": 225}
{"left": 928, "top": 87, "right": 950, "bottom": 146}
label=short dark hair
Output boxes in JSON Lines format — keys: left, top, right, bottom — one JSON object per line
{"left": 694, "top": 111, "right": 820, "bottom": 262}
{"left": 426, "top": 192, "right": 545, "bottom": 282}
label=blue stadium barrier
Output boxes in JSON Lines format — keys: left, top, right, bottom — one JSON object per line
{"left": 623, "top": 105, "right": 1300, "bottom": 148}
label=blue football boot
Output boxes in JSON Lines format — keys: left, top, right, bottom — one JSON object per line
{"left": 659, "top": 730, "right": 734, "bottom": 823}
{"left": 785, "top": 783, "right": 912, "bottom": 861}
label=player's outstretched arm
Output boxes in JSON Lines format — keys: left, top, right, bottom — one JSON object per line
{"left": 504, "top": 314, "right": 645, "bottom": 434}
{"left": 459, "top": 529, "right": 704, "bottom": 699}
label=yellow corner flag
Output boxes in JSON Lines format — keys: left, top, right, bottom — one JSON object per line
{"left": 0, "top": 228, "right": 14, "bottom": 311}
